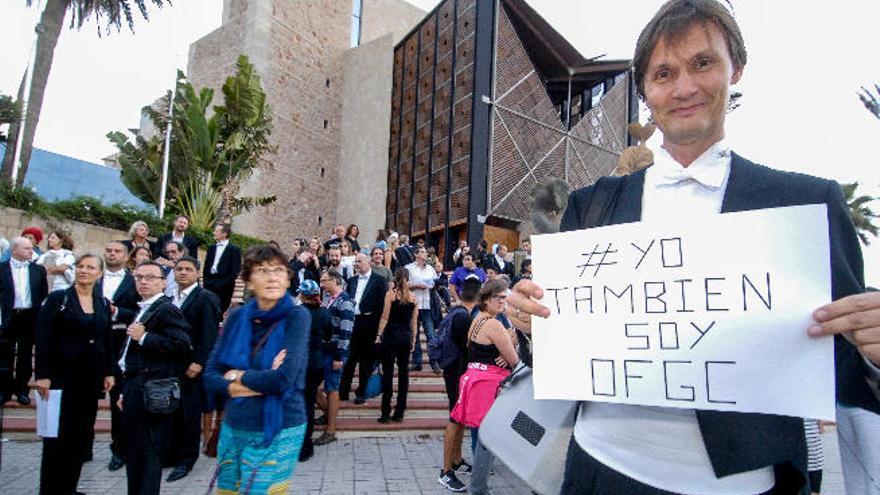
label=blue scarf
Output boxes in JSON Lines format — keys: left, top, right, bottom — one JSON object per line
{"left": 217, "top": 294, "right": 294, "bottom": 446}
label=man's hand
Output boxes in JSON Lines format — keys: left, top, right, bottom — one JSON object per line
{"left": 332, "top": 360, "right": 343, "bottom": 371}
{"left": 809, "top": 291, "right": 880, "bottom": 366}
{"left": 126, "top": 322, "right": 146, "bottom": 341}
{"left": 506, "top": 279, "right": 551, "bottom": 333}
{"left": 117, "top": 394, "right": 124, "bottom": 411}
{"left": 155, "top": 257, "right": 174, "bottom": 268}
{"left": 185, "top": 363, "right": 203, "bottom": 379}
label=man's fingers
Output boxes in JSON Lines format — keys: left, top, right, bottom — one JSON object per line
{"left": 513, "top": 279, "right": 544, "bottom": 300}
{"left": 507, "top": 311, "right": 531, "bottom": 332}
{"left": 809, "top": 307, "right": 880, "bottom": 337}
{"left": 508, "top": 289, "right": 550, "bottom": 319}
{"left": 813, "top": 292, "right": 880, "bottom": 323}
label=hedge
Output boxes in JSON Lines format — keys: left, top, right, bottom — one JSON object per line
{"left": 0, "top": 182, "right": 266, "bottom": 252}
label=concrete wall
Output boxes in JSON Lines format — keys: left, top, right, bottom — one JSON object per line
{"left": 336, "top": 34, "right": 395, "bottom": 244}
{"left": 360, "top": 0, "right": 427, "bottom": 45}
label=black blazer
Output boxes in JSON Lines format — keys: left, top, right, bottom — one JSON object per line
{"left": 346, "top": 272, "right": 386, "bottom": 318}
{"left": 154, "top": 233, "right": 201, "bottom": 259}
{"left": 203, "top": 243, "right": 242, "bottom": 291}
{"left": 288, "top": 257, "right": 321, "bottom": 295}
{"left": 561, "top": 154, "right": 868, "bottom": 493}
{"left": 0, "top": 260, "right": 48, "bottom": 327}
{"left": 35, "top": 287, "right": 114, "bottom": 395}
{"left": 99, "top": 270, "right": 140, "bottom": 325}
{"left": 178, "top": 285, "right": 221, "bottom": 366}
{"left": 121, "top": 296, "right": 192, "bottom": 380}
{"left": 120, "top": 239, "right": 157, "bottom": 258}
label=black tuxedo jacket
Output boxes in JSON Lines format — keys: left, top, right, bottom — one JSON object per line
{"left": 288, "top": 258, "right": 321, "bottom": 295}
{"left": 203, "top": 242, "right": 242, "bottom": 291}
{"left": 178, "top": 285, "right": 221, "bottom": 366}
{"left": 122, "top": 296, "right": 192, "bottom": 380}
{"left": 154, "top": 233, "right": 201, "bottom": 258}
{"left": 0, "top": 260, "right": 48, "bottom": 328}
{"left": 346, "top": 272, "right": 386, "bottom": 318}
{"left": 99, "top": 270, "right": 140, "bottom": 325}
{"left": 561, "top": 153, "right": 869, "bottom": 494}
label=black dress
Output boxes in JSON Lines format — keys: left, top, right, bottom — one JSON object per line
{"left": 35, "top": 288, "right": 113, "bottom": 495}
{"left": 378, "top": 298, "right": 415, "bottom": 419}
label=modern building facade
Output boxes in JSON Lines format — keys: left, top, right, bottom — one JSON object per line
{"left": 385, "top": 0, "right": 635, "bottom": 262}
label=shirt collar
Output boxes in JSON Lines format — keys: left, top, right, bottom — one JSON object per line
{"left": 178, "top": 283, "right": 198, "bottom": 299}
{"left": 105, "top": 269, "right": 126, "bottom": 279}
{"left": 10, "top": 258, "right": 29, "bottom": 269}
{"left": 216, "top": 239, "right": 229, "bottom": 247}
{"left": 137, "top": 292, "right": 164, "bottom": 309}
{"left": 650, "top": 139, "right": 731, "bottom": 190}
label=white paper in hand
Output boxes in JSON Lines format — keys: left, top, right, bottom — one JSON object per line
{"left": 36, "top": 389, "right": 62, "bottom": 438}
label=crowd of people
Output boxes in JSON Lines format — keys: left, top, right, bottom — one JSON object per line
{"left": 0, "top": 216, "right": 531, "bottom": 495}
{"left": 2, "top": 1, "right": 879, "bottom": 494}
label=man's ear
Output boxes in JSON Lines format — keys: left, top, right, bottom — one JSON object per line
{"left": 731, "top": 65, "right": 744, "bottom": 85}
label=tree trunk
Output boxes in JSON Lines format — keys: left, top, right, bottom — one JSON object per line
{"left": 1, "top": 72, "right": 28, "bottom": 184}
{"left": 1, "top": 0, "right": 69, "bottom": 187}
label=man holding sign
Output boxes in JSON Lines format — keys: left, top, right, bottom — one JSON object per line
{"left": 508, "top": 1, "right": 880, "bottom": 493}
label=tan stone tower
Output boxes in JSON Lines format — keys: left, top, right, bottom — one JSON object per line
{"left": 186, "top": 0, "right": 425, "bottom": 247}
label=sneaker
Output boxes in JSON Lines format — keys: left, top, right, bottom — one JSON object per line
{"left": 452, "top": 459, "right": 472, "bottom": 474}
{"left": 431, "top": 362, "right": 442, "bottom": 373}
{"left": 437, "top": 470, "right": 467, "bottom": 492}
{"left": 313, "top": 432, "right": 337, "bottom": 446}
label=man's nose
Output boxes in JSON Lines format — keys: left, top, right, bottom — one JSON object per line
{"left": 672, "top": 70, "right": 699, "bottom": 99}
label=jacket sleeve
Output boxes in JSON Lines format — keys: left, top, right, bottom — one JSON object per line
{"left": 140, "top": 306, "right": 192, "bottom": 361}
{"left": 34, "top": 291, "right": 64, "bottom": 380}
{"left": 241, "top": 308, "right": 311, "bottom": 396}
{"left": 203, "top": 312, "right": 235, "bottom": 401}
{"left": 195, "top": 292, "right": 222, "bottom": 366}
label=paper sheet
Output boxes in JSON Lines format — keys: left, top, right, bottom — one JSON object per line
{"left": 36, "top": 389, "right": 62, "bottom": 438}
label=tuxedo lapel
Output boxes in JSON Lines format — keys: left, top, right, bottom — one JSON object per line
{"left": 113, "top": 273, "right": 135, "bottom": 301}
{"left": 180, "top": 285, "right": 201, "bottom": 313}
{"left": 720, "top": 154, "right": 771, "bottom": 213}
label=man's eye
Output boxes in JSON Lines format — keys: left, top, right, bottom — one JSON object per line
{"left": 694, "top": 57, "right": 715, "bottom": 70}
{"left": 654, "top": 69, "right": 671, "bottom": 81}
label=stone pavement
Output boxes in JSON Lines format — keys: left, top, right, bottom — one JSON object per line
{"left": 0, "top": 431, "right": 846, "bottom": 494}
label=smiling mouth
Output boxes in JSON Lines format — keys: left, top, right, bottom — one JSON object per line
{"left": 671, "top": 103, "right": 706, "bottom": 115}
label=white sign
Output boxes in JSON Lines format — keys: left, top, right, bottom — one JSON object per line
{"left": 531, "top": 204, "right": 834, "bottom": 420}
{"left": 36, "top": 389, "right": 62, "bottom": 438}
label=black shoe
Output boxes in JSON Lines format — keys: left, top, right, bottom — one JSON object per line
{"left": 166, "top": 465, "right": 190, "bottom": 482}
{"left": 16, "top": 393, "right": 30, "bottom": 406}
{"left": 339, "top": 394, "right": 349, "bottom": 402}
{"left": 452, "top": 459, "right": 473, "bottom": 474}
{"left": 377, "top": 415, "right": 390, "bottom": 424}
{"left": 409, "top": 364, "right": 422, "bottom": 371}
{"left": 353, "top": 396, "right": 366, "bottom": 405}
{"left": 431, "top": 362, "right": 442, "bottom": 373}
{"left": 108, "top": 455, "right": 125, "bottom": 471}
{"left": 391, "top": 413, "right": 404, "bottom": 423}
{"left": 314, "top": 415, "right": 328, "bottom": 426}
{"left": 438, "top": 470, "right": 466, "bottom": 492}
{"left": 299, "top": 447, "right": 314, "bottom": 462}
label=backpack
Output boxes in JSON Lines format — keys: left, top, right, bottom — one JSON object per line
{"left": 428, "top": 305, "right": 469, "bottom": 370}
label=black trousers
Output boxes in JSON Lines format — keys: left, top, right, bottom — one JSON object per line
{"left": 122, "top": 377, "right": 172, "bottom": 495}
{"left": 168, "top": 374, "right": 202, "bottom": 469}
{"left": 379, "top": 342, "right": 410, "bottom": 418}
{"left": 108, "top": 377, "right": 126, "bottom": 459}
{"left": 301, "top": 365, "right": 323, "bottom": 456}
{"left": 339, "top": 315, "right": 378, "bottom": 400}
{"left": 0, "top": 308, "right": 37, "bottom": 396}
{"left": 39, "top": 387, "right": 98, "bottom": 495}
{"left": 562, "top": 437, "right": 777, "bottom": 495}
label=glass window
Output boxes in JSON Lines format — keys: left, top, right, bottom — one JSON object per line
{"left": 350, "top": 0, "right": 363, "bottom": 47}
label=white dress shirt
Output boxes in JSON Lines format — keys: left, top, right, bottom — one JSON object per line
{"left": 10, "top": 259, "right": 32, "bottom": 309}
{"left": 211, "top": 240, "right": 228, "bottom": 274}
{"left": 405, "top": 262, "right": 436, "bottom": 310}
{"left": 352, "top": 270, "right": 371, "bottom": 315}
{"left": 575, "top": 140, "right": 775, "bottom": 494}
{"left": 118, "top": 293, "right": 162, "bottom": 373}
{"left": 174, "top": 283, "right": 198, "bottom": 308}
{"left": 102, "top": 268, "right": 126, "bottom": 302}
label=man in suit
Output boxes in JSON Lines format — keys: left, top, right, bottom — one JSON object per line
{"left": 165, "top": 256, "right": 221, "bottom": 482}
{"left": 118, "top": 261, "right": 191, "bottom": 495}
{"left": 100, "top": 241, "right": 141, "bottom": 471}
{"left": 395, "top": 234, "right": 415, "bottom": 268}
{"left": 153, "top": 214, "right": 200, "bottom": 260}
{"left": 339, "top": 253, "right": 387, "bottom": 404}
{"left": 0, "top": 236, "right": 48, "bottom": 404}
{"left": 203, "top": 223, "right": 241, "bottom": 313}
{"left": 508, "top": 1, "right": 880, "bottom": 493}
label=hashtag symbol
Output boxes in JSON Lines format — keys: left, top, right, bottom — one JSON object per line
{"left": 577, "top": 243, "right": 618, "bottom": 277}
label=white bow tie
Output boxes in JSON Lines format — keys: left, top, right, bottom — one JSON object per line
{"left": 653, "top": 149, "right": 729, "bottom": 189}
{"left": 105, "top": 271, "right": 125, "bottom": 279}
{"left": 137, "top": 300, "right": 153, "bottom": 310}
{"left": 10, "top": 260, "right": 29, "bottom": 269}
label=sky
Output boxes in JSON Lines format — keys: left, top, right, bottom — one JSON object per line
{"left": 1, "top": 0, "right": 879, "bottom": 280}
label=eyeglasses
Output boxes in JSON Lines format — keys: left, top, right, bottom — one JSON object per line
{"left": 134, "top": 274, "right": 163, "bottom": 282}
{"left": 253, "top": 266, "right": 287, "bottom": 278}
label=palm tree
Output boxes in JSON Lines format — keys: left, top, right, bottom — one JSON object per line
{"left": 1, "top": 0, "right": 169, "bottom": 187}
{"left": 842, "top": 182, "right": 879, "bottom": 246}
{"left": 0, "top": 94, "right": 21, "bottom": 142}
{"left": 859, "top": 84, "right": 880, "bottom": 121}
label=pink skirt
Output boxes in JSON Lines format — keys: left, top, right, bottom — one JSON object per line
{"left": 450, "top": 363, "right": 510, "bottom": 428}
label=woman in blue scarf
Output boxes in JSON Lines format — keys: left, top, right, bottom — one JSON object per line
{"left": 204, "top": 244, "right": 311, "bottom": 494}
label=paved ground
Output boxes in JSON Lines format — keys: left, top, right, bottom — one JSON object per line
{"left": 0, "top": 431, "right": 846, "bottom": 494}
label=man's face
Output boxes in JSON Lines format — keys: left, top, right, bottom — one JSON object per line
{"left": 328, "top": 249, "right": 341, "bottom": 266}
{"left": 174, "top": 216, "right": 189, "bottom": 232}
{"left": 415, "top": 247, "right": 427, "bottom": 263}
{"left": 320, "top": 273, "right": 338, "bottom": 293}
{"left": 497, "top": 245, "right": 508, "bottom": 257}
{"left": 134, "top": 265, "right": 166, "bottom": 298}
{"left": 11, "top": 239, "right": 33, "bottom": 262}
{"left": 463, "top": 254, "right": 475, "bottom": 270}
{"left": 643, "top": 22, "right": 741, "bottom": 157}
{"left": 485, "top": 268, "right": 497, "bottom": 281}
{"left": 521, "top": 239, "right": 531, "bottom": 254}
{"left": 371, "top": 248, "right": 384, "bottom": 265}
{"left": 334, "top": 225, "right": 345, "bottom": 238}
{"left": 213, "top": 225, "right": 227, "bottom": 241}
{"left": 354, "top": 254, "right": 370, "bottom": 275}
{"left": 175, "top": 260, "right": 199, "bottom": 288}
{"left": 165, "top": 243, "right": 182, "bottom": 261}
{"left": 104, "top": 242, "right": 128, "bottom": 269}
